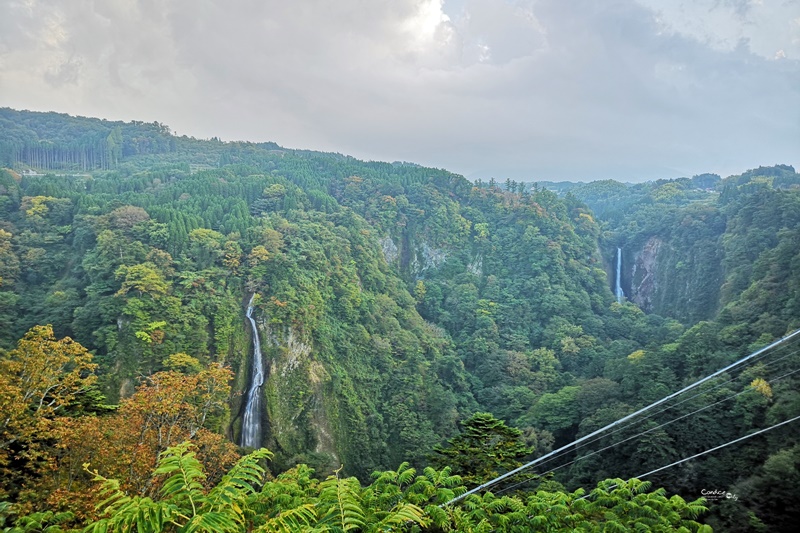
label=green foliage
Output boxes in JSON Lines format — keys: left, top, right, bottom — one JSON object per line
{"left": 86, "top": 442, "right": 272, "bottom": 533}
{"left": 78, "top": 442, "right": 708, "bottom": 532}
{"left": 431, "top": 413, "right": 533, "bottom": 488}
{"left": 0, "top": 501, "right": 74, "bottom": 533}
{"left": 525, "top": 386, "right": 581, "bottom": 437}
{"left": 2, "top": 111, "right": 798, "bottom": 530}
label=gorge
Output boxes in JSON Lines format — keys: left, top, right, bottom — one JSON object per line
{"left": 1, "top": 109, "right": 798, "bottom": 531}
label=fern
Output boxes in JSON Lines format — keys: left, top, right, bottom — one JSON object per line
{"left": 85, "top": 443, "right": 274, "bottom": 533}
{"left": 254, "top": 504, "right": 317, "bottom": 533}
{"left": 317, "top": 469, "right": 366, "bottom": 532}
{"left": 371, "top": 502, "right": 428, "bottom": 531}
{"left": 154, "top": 442, "right": 207, "bottom": 515}
{"left": 207, "top": 448, "right": 271, "bottom": 521}
{"left": 1, "top": 508, "right": 75, "bottom": 533}
{"left": 180, "top": 511, "right": 240, "bottom": 533}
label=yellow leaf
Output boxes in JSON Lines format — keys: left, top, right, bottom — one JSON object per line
{"left": 750, "top": 378, "right": 772, "bottom": 399}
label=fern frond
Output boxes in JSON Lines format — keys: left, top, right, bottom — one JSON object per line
{"left": 318, "top": 471, "right": 366, "bottom": 532}
{"left": 424, "top": 504, "right": 450, "bottom": 529}
{"left": 155, "top": 442, "right": 207, "bottom": 513}
{"left": 682, "top": 499, "right": 709, "bottom": 520}
{"left": 396, "top": 465, "right": 416, "bottom": 487}
{"left": 375, "top": 502, "right": 429, "bottom": 529}
{"left": 253, "top": 503, "right": 317, "bottom": 533}
{"left": 88, "top": 472, "right": 130, "bottom": 515}
{"left": 179, "top": 511, "right": 240, "bottom": 533}
{"left": 207, "top": 448, "right": 270, "bottom": 514}
{"left": 85, "top": 497, "right": 174, "bottom": 533}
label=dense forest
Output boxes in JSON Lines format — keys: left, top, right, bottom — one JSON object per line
{"left": 1, "top": 108, "right": 798, "bottom": 532}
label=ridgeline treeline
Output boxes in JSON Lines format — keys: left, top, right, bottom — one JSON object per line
{"left": 1, "top": 108, "right": 798, "bottom": 532}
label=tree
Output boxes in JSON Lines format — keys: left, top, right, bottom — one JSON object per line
{"left": 0, "top": 325, "right": 97, "bottom": 496}
{"left": 101, "top": 364, "right": 236, "bottom": 495}
{"left": 39, "top": 363, "right": 238, "bottom": 516}
{"left": 524, "top": 385, "right": 582, "bottom": 442}
{"left": 115, "top": 263, "right": 170, "bottom": 298}
{"left": 0, "top": 324, "right": 97, "bottom": 422}
{"left": 188, "top": 228, "right": 224, "bottom": 269}
{"left": 105, "top": 205, "right": 150, "bottom": 232}
{"left": 430, "top": 412, "right": 533, "bottom": 487}
{"left": 0, "top": 229, "right": 19, "bottom": 288}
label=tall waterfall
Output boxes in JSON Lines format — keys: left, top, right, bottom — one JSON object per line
{"left": 615, "top": 247, "right": 625, "bottom": 304}
{"left": 240, "top": 294, "right": 264, "bottom": 448}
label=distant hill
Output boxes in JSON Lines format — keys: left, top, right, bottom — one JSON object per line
{"left": 1, "top": 108, "right": 799, "bottom": 531}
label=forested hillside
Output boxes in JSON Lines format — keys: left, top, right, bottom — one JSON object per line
{"left": 1, "top": 108, "right": 798, "bottom": 531}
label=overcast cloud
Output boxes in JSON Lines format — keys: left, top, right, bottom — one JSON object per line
{"left": 1, "top": 0, "right": 798, "bottom": 181}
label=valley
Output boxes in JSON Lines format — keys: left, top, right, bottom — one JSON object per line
{"left": 1, "top": 108, "right": 798, "bottom": 531}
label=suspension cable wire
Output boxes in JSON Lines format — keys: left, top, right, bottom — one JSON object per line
{"left": 484, "top": 416, "right": 800, "bottom": 531}
{"left": 442, "top": 327, "right": 800, "bottom": 506}
{"left": 495, "top": 391, "right": 749, "bottom": 496}
{"left": 493, "top": 365, "right": 800, "bottom": 497}
{"left": 574, "top": 413, "right": 800, "bottom": 501}
{"left": 492, "top": 365, "right": 800, "bottom": 498}
{"left": 505, "top": 337, "right": 800, "bottom": 478}
{"left": 591, "top": 342, "right": 800, "bottom": 433}
{"left": 530, "top": 351, "right": 800, "bottom": 473}
{"left": 541, "top": 340, "right": 800, "bottom": 469}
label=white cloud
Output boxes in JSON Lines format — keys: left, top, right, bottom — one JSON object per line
{"left": 0, "top": 0, "right": 797, "bottom": 181}
{"left": 638, "top": 0, "right": 800, "bottom": 59}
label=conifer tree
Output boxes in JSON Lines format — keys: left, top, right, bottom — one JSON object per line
{"left": 431, "top": 412, "right": 533, "bottom": 486}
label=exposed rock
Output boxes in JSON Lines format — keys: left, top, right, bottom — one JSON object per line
{"left": 467, "top": 254, "right": 483, "bottom": 276}
{"left": 380, "top": 235, "right": 399, "bottom": 264}
{"left": 630, "top": 237, "right": 662, "bottom": 312}
{"left": 279, "top": 328, "right": 312, "bottom": 377}
{"left": 411, "top": 242, "right": 447, "bottom": 275}
{"left": 618, "top": 232, "right": 723, "bottom": 323}
{"left": 118, "top": 377, "right": 135, "bottom": 399}
{"left": 258, "top": 321, "right": 338, "bottom": 469}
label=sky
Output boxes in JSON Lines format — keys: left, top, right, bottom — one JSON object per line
{"left": 1, "top": 0, "right": 798, "bottom": 182}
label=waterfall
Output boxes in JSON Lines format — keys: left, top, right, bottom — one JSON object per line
{"left": 240, "top": 294, "right": 264, "bottom": 448}
{"left": 615, "top": 247, "right": 625, "bottom": 304}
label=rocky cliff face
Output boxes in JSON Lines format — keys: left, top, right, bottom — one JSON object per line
{"left": 259, "top": 320, "right": 338, "bottom": 472}
{"left": 629, "top": 237, "right": 663, "bottom": 313}
{"left": 410, "top": 241, "right": 448, "bottom": 275}
{"left": 382, "top": 233, "right": 449, "bottom": 278}
{"left": 380, "top": 236, "right": 399, "bottom": 264}
{"left": 623, "top": 233, "right": 724, "bottom": 324}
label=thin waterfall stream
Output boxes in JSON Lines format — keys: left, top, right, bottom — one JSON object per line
{"left": 240, "top": 294, "right": 264, "bottom": 448}
{"left": 615, "top": 247, "right": 625, "bottom": 304}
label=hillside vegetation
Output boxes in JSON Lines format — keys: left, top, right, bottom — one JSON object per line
{"left": 1, "top": 108, "right": 798, "bottom": 531}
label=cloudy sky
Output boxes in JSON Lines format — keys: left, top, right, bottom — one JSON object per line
{"left": 1, "top": 0, "right": 798, "bottom": 181}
